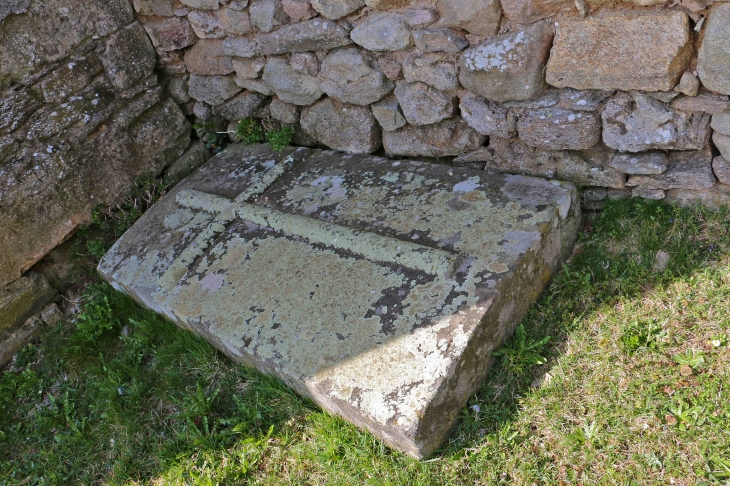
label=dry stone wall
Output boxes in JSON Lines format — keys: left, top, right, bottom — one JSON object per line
{"left": 136, "top": 0, "right": 730, "bottom": 211}
{"left": 0, "top": 0, "right": 198, "bottom": 356}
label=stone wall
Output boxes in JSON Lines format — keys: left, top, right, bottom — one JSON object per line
{"left": 0, "top": 0, "right": 196, "bottom": 360}
{"left": 135, "top": 0, "right": 730, "bottom": 210}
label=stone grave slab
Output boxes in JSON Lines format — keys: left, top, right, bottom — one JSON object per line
{"left": 98, "top": 144, "right": 581, "bottom": 458}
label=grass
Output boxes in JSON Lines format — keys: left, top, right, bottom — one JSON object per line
{"left": 1, "top": 198, "right": 730, "bottom": 484}
{"left": 194, "top": 117, "right": 294, "bottom": 156}
{"left": 234, "top": 117, "right": 294, "bottom": 152}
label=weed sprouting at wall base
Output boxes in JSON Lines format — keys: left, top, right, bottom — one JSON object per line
{"left": 91, "top": 177, "right": 172, "bottom": 237}
{"left": 72, "top": 177, "right": 173, "bottom": 270}
{"left": 235, "top": 118, "right": 294, "bottom": 152}
{"left": 195, "top": 117, "right": 295, "bottom": 154}
{"left": 235, "top": 118, "right": 265, "bottom": 146}
{"left": 265, "top": 125, "right": 294, "bottom": 152}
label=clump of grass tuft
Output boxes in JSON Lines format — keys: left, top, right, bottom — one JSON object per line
{"left": 90, "top": 177, "right": 172, "bottom": 238}
{"left": 620, "top": 318, "right": 666, "bottom": 355}
{"left": 235, "top": 117, "right": 265, "bottom": 146}
{"left": 236, "top": 117, "right": 294, "bottom": 152}
{"left": 492, "top": 324, "right": 551, "bottom": 376}
{"left": 265, "top": 124, "right": 295, "bottom": 152}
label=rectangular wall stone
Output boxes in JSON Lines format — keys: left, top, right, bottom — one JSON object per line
{"left": 546, "top": 12, "right": 693, "bottom": 92}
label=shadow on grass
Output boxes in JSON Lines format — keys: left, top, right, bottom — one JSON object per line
{"left": 437, "top": 198, "right": 730, "bottom": 455}
{"left": 1, "top": 198, "right": 729, "bottom": 484}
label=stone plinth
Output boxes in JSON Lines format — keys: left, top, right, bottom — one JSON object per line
{"left": 98, "top": 144, "right": 581, "bottom": 458}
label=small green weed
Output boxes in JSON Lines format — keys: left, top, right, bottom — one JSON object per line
{"left": 235, "top": 117, "right": 265, "bottom": 145}
{"left": 705, "top": 454, "right": 730, "bottom": 482}
{"left": 620, "top": 318, "right": 666, "bottom": 354}
{"left": 265, "top": 124, "right": 294, "bottom": 152}
{"left": 85, "top": 237, "right": 109, "bottom": 260}
{"left": 72, "top": 283, "right": 121, "bottom": 343}
{"left": 492, "top": 324, "right": 551, "bottom": 376}
{"left": 236, "top": 117, "right": 294, "bottom": 152}
{"left": 667, "top": 398, "right": 708, "bottom": 429}
{"left": 673, "top": 349, "right": 705, "bottom": 369}
{"left": 564, "top": 419, "right": 599, "bottom": 450}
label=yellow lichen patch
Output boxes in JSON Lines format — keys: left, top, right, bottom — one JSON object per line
{"left": 487, "top": 262, "right": 509, "bottom": 273}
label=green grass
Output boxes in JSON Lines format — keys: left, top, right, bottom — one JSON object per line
{"left": 193, "top": 117, "right": 295, "bottom": 156}
{"left": 234, "top": 118, "right": 265, "bottom": 147}
{"left": 2, "top": 198, "right": 730, "bottom": 484}
{"left": 235, "top": 118, "right": 294, "bottom": 152}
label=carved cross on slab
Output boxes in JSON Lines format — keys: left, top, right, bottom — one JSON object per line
{"left": 99, "top": 144, "right": 580, "bottom": 458}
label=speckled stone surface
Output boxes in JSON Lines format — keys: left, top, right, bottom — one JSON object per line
{"left": 98, "top": 144, "right": 581, "bottom": 458}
